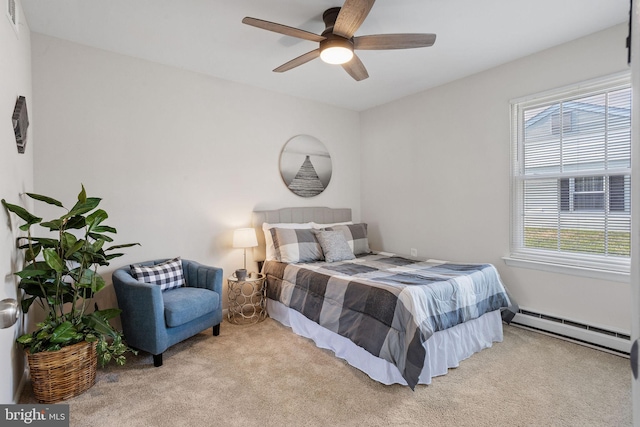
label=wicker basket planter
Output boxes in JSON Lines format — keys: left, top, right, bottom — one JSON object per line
{"left": 27, "top": 340, "right": 97, "bottom": 403}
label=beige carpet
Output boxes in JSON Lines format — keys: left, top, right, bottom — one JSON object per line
{"left": 20, "top": 318, "right": 632, "bottom": 427}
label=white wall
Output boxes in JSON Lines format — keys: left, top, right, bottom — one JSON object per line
{"left": 361, "top": 24, "right": 631, "bottom": 333}
{"left": 30, "top": 34, "right": 361, "bottom": 320}
{"left": 0, "top": 3, "right": 32, "bottom": 403}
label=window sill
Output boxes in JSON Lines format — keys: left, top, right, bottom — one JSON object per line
{"left": 502, "top": 256, "right": 630, "bottom": 283}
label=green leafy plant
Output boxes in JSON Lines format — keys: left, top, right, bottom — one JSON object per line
{"left": 2, "top": 185, "right": 139, "bottom": 366}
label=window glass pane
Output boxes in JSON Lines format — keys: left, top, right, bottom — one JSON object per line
{"left": 608, "top": 208, "right": 631, "bottom": 256}
{"left": 608, "top": 88, "right": 632, "bottom": 130}
{"left": 573, "top": 193, "right": 604, "bottom": 211}
{"left": 560, "top": 179, "right": 570, "bottom": 211}
{"left": 551, "top": 110, "right": 574, "bottom": 135}
{"left": 575, "top": 176, "right": 603, "bottom": 192}
{"left": 609, "top": 175, "right": 627, "bottom": 212}
{"left": 559, "top": 211, "right": 607, "bottom": 255}
{"left": 523, "top": 104, "right": 561, "bottom": 175}
{"left": 608, "top": 88, "right": 632, "bottom": 169}
{"left": 523, "top": 179, "right": 560, "bottom": 250}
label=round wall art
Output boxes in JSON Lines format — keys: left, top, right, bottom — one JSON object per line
{"left": 280, "top": 135, "right": 332, "bottom": 197}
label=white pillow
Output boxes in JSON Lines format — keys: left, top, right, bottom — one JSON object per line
{"left": 311, "top": 221, "right": 353, "bottom": 229}
{"left": 262, "top": 222, "right": 313, "bottom": 261}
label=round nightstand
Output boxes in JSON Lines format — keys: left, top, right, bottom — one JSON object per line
{"left": 227, "top": 273, "right": 267, "bottom": 324}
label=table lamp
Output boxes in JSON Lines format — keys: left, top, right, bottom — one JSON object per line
{"left": 233, "top": 228, "right": 258, "bottom": 280}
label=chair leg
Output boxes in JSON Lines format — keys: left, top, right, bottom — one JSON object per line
{"left": 153, "top": 353, "right": 163, "bottom": 367}
{"left": 213, "top": 324, "right": 220, "bottom": 336}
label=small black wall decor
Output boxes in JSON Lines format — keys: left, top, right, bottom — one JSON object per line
{"left": 12, "top": 96, "right": 29, "bottom": 154}
{"left": 280, "top": 135, "right": 332, "bottom": 198}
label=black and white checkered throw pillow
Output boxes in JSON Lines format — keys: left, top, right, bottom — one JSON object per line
{"left": 131, "top": 257, "right": 185, "bottom": 291}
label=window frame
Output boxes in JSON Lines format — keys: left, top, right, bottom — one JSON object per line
{"left": 506, "top": 72, "right": 632, "bottom": 280}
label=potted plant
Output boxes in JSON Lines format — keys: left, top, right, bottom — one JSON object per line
{"left": 1, "top": 185, "right": 139, "bottom": 403}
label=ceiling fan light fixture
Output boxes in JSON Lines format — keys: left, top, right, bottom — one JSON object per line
{"left": 320, "top": 38, "right": 353, "bottom": 65}
{"left": 243, "top": 1, "right": 437, "bottom": 81}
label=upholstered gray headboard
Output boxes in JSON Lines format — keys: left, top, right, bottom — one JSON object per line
{"left": 251, "top": 207, "right": 352, "bottom": 262}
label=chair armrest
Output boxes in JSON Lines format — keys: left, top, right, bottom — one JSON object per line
{"left": 182, "top": 260, "right": 223, "bottom": 297}
{"left": 112, "top": 268, "right": 166, "bottom": 352}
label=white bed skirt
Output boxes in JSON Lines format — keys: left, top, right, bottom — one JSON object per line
{"left": 267, "top": 299, "right": 504, "bottom": 386}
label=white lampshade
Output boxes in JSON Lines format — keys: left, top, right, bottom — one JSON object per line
{"left": 233, "top": 228, "right": 258, "bottom": 249}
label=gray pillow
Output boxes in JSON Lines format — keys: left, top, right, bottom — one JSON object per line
{"left": 314, "top": 231, "right": 356, "bottom": 263}
{"left": 324, "top": 223, "right": 371, "bottom": 255}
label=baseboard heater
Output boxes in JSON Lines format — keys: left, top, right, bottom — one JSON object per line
{"left": 511, "top": 309, "right": 631, "bottom": 356}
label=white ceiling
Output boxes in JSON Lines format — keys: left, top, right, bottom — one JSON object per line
{"left": 20, "top": 0, "right": 629, "bottom": 111}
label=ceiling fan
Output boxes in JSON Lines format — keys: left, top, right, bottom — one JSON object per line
{"left": 242, "top": 0, "right": 436, "bottom": 81}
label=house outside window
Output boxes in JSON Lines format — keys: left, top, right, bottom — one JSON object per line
{"left": 509, "top": 73, "right": 631, "bottom": 275}
{"left": 560, "top": 175, "right": 627, "bottom": 212}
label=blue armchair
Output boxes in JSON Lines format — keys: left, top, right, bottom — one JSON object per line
{"left": 113, "top": 259, "right": 223, "bottom": 367}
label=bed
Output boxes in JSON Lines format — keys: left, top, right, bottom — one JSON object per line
{"left": 252, "top": 207, "right": 512, "bottom": 389}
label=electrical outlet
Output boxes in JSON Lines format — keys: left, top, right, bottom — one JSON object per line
{"left": 410, "top": 248, "right": 418, "bottom": 257}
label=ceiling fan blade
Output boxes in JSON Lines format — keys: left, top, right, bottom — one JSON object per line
{"left": 354, "top": 33, "right": 437, "bottom": 50}
{"left": 341, "top": 53, "right": 369, "bottom": 81}
{"left": 274, "top": 49, "right": 321, "bottom": 73}
{"left": 333, "top": 0, "right": 376, "bottom": 39}
{"left": 242, "top": 17, "right": 325, "bottom": 42}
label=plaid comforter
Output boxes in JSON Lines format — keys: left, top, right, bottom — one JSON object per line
{"left": 264, "top": 253, "right": 510, "bottom": 389}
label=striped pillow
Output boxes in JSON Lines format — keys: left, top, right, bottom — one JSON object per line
{"left": 270, "top": 228, "right": 323, "bottom": 263}
{"left": 131, "top": 257, "right": 185, "bottom": 291}
{"left": 324, "top": 223, "right": 371, "bottom": 255}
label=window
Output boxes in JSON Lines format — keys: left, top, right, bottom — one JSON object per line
{"left": 509, "top": 73, "right": 631, "bottom": 274}
{"left": 552, "top": 110, "right": 574, "bottom": 135}
{"left": 560, "top": 175, "right": 628, "bottom": 212}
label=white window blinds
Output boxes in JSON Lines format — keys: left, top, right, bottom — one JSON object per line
{"left": 510, "top": 73, "right": 632, "bottom": 273}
